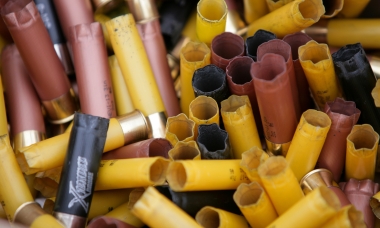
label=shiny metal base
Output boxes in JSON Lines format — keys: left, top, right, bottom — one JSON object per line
{"left": 13, "top": 130, "right": 46, "bottom": 153}
{"left": 299, "top": 168, "right": 338, "bottom": 195}
{"left": 265, "top": 139, "right": 291, "bottom": 156}
{"left": 302, "top": 20, "right": 328, "bottom": 44}
{"left": 14, "top": 202, "right": 45, "bottom": 226}
{"left": 93, "top": 0, "right": 123, "bottom": 14}
{"left": 54, "top": 43, "right": 74, "bottom": 75}
{"left": 370, "top": 55, "right": 380, "bottom": 79}
{"left": 53, "top": 211, "right": 86, "bottom": 228}
{"left": 42, "top": 89, "right": 78, "bottom": 124}
{"left": 116, "top": 109, "right": 149, "bottom": 144}
{"left": 146, "top": 112, "right": 167, "bottom": 139}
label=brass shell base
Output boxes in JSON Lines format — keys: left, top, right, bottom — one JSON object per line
{"left": 53, "top": 211, "right": 86, "bottom": 228}
{"left": 265, "top": 139, "right": 291, "bottom": 156}
{"left": 42, "top": 89, "right": 78, "bottom": 124}
{"left": 300, "top": 168, "right": 338, "bottom": 195}
{"left": 116, "top": 110, "right": 149, "bottom": 144}
{"left": 13, "top": 130, "right": 46, "bottom": 153}
{"left": 146, "top": 112, "right": 167, "bottom": 139}
{"left": 54, "top": 43, "right": 74, "bottom": 75}
{"left": 14, "top": 202, "right": 45, "bottom": 226}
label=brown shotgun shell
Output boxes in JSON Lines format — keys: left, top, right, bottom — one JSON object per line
{"left": 340, "top": 179, "right": 379, "bottom": 228}
{"left": 69, "top": 22, "right": 116, "bottom": 119}
{"left": 211, "top": 32, "right": 245, "bottom": 71}
{"left": 1, "top": 44, "right": 46, "bottom": 139}
{"left": 1, "top": 0, "right": 77, "bottom": 123}
{"left": 316, "top": 97, "right": 360, "bottom": 182}
{"left": 102, "top": 138, "right": 172, "bottom": 159}
{"left": 257, "top": 39, "right": 301, "bottom": 120}
{"left": 251, "top": 53, "right": 298, "bottom": 151}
